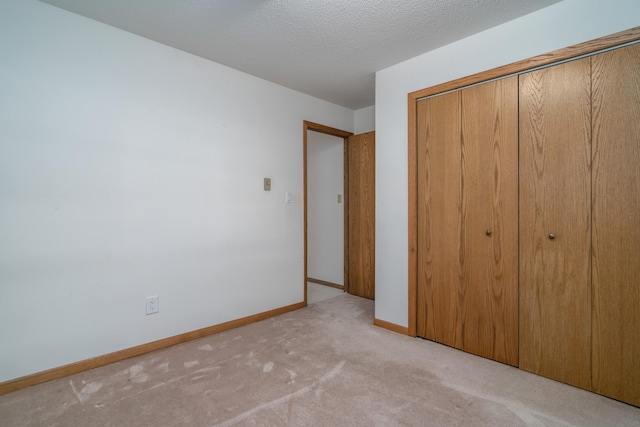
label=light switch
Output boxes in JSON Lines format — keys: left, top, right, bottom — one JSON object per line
{"left": 337, "top": 194, "right": 343, "bottom": 203}
{"left": 264, "top": 178, "right": 271, "bottom": 191}
{"left": 285, "top": 192, "right": 292, "bottom": 203}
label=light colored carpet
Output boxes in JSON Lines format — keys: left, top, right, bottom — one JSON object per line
{"left": 307, "top": 282, "right": 344, "bottom": 304}
{"left": 1, "top": 293, "right": 639, "bottom": 426}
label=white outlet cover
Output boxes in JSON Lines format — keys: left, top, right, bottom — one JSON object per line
{"left": 146, "top": 296, "right": 159, "bottom": 315}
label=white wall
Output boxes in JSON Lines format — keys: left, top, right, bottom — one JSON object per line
{"left": 0, "top": 0, "right": 353, "bottom": 382}
{"left": 354, "top": 106, "right": 375, "bottom": 134}
{"left": 375, "top": 0, "right": 640, "bottom": 327}
{"left": 307, "top": 132, "right": 344, "bottom": 285}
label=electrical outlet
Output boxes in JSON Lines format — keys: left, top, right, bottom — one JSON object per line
{"left": 146, "top": 296, "right": 159, "bottom": 315}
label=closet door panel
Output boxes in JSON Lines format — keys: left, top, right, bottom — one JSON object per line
{"left": 592, "top": 43, "right": 640, "bottom": 406}
{"left": 519, "top": 58, "right": 592, "bottom": 389}
{"left": 416, "top": 93, "right": 462, "bottom": 347}
{"left": 460, "top": 77, "right": 519, "bottom": 366}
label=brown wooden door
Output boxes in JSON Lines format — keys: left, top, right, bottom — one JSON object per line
{"left": 416, "top": 79, "right": 518, "bottom": 366}
{"left": 460, "top": 77, "right": 519, "bottom": 366}
{"left": 519, "top": 58, "right": 592, "bottom": 390}
{"left": 416, "top": 91, "right": 462, "bottom": 348}
{"left": 347, "top": 131, "right": 375, "bottom": 299}
{"left": 591, "top": 43, "right": 640, "bottom": 406}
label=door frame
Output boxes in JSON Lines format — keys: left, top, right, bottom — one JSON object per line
{"left": 303, "top": 121, "right": 353, "bottom": 304}
{"left": 407, "top": 27, "right": 640, "bottom": 337}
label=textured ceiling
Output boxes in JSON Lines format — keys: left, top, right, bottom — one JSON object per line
{"left": 39, "top": 0, "right": 562, "bottom": 109}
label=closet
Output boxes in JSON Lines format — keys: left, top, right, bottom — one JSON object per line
{"left": 519, "top": 57, "right": 593, "bottom": 390}
{"left": 590, "top": 44, "right": 640, "bottom": 406}
{"left": 413, "top": 40, "right": 640, "bottom": 407}
{"left": 520, "top": 43, "right": 640, "bottom": 406}
{"left": 416, "top": 77, "right": 519, "bottom": 367}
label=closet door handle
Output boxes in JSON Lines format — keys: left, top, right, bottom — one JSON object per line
{"left": 485, "top": 230, "right": 492, "bottom": 236}
{"left": 548, "top": 233, "right": 556, "bottom": 240}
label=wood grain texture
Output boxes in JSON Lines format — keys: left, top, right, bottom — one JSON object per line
{"left": 347, "top": 131, "right": 376, "bottom": 300}
{"left": 416, "top": 92, "right": 462, "bottom": 347}
{"left": 460, "top": 77, "right": 519, "bottom": 366}
{"left": 519, "top": 58, "right": 592, "bottom": 389}
{"left": 408, "top": 96, "right": 418, "bottom": 337}
{"left": 0, "top": 301, "right": 306, "bottom": 395}
{"left": 408, "top": 27, "right": 640, "bottom": 344}
{"left": 409, "top": 27, "right": 640, "bottom": 101}
{"left": 591, "top": 43, "right": 640, "bottom": 407}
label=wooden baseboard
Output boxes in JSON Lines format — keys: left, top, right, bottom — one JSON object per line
{"left": 374, "top": 318, "right": 409, "bottom": 335}
{"left": 0, "top": 301, "right": 306, "bottom": 396}
{"left": 307, "top": 277, "right": 344, "bottom": 290}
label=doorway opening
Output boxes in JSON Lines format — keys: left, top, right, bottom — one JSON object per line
{"left": 303, "top": 121, "right": 376, "bottom": 304}
{"left": 303, "top": 121, "right": 352, "bottom": 304}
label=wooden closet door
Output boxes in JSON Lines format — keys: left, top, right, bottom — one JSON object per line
{"left": 416, "top": 92, "right": 462, "bottom": 347}
{"left": 460, "top": 77, "right": 519, "bottom": 366}
{"left": 591, "top": 43, "right": 640, "bottom": 406}
{"left": 519, "top": 58, "right": 592, "bottom": 389}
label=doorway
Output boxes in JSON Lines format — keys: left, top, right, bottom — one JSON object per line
{"left": 303, "top": 121, "right": 375, "bottom": 303}
{"left": 307, "top": 130, "right": 345, "bottom": 290}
